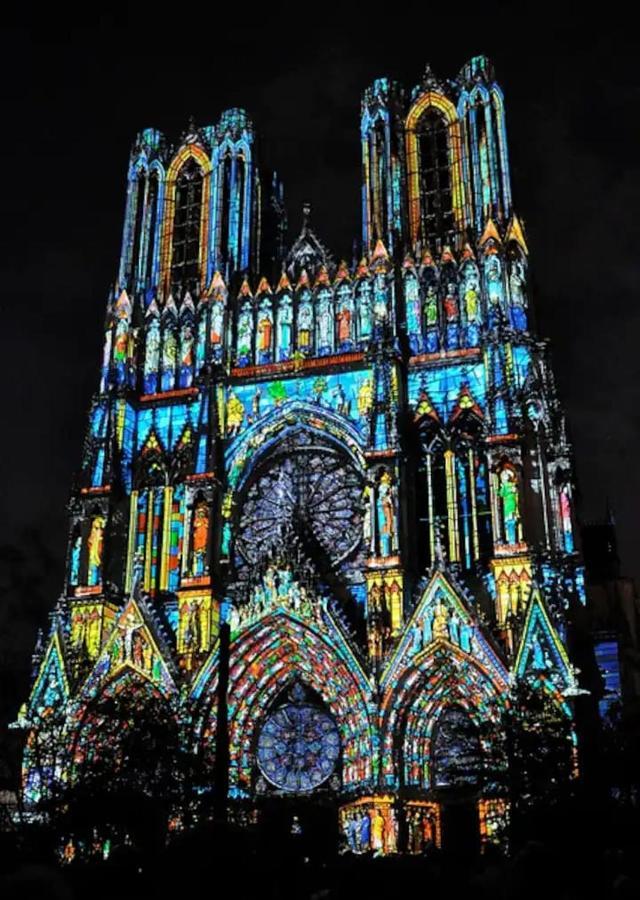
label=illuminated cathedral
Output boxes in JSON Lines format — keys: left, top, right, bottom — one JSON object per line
{"left": 20, "top": 56, "right": 586, "bottom": 852}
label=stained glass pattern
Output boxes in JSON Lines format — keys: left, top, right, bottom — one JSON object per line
{"left": 257, "top": 702, "right": 340, "bottom": 793}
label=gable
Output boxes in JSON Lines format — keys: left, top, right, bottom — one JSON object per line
{"left": 382, "top": 570, "right": 508, "bottom": 692}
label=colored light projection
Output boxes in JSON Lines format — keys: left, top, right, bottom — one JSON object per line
{"left": 224, "top": 368, "right": 377, "bottom": 447}
{"left": 594, "top": 640, "right": 622, "bottom": 718}
{"left": 257, "top": 684, "right": 340, "bottom": 793}
{"left": 478, "top": 797, "right": 509, "bottom": 852}
{"left": 27, "top": 632, "right": 70, "bottom": 720}
{"left": 199, "top": 607, "right": 374, "bottom": 799}
{"left": 21, "top": 55, "right": 585, "bottom": 852}
{"left": 514, "top": 589, "right": 575, "bottom": 704}
{"left": 405, "top": 800, "right": 442, "bottom": 852}
{"left": 79, "top": 599, "right": 176, "bottom": 705}
{"left": 339, "top": 796, "right": 398, "bottom": 855}
{"left": 380, "top": 573, "right": 509, "bottom": 791}
{"left": 229, "top": 567, "right": 324, "bottom": 633}
{"left": 70, "top": 602, "right": 116, "bottom": 660}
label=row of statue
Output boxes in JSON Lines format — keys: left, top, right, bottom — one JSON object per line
{"left": 105, "top": 248, "right": 529, "bottom": 392}
{"left": 229, "top": 566, "right": 321, "bottom": 633}
{"left": 410, "top": 598, "right": 476, "bottom": 656}
{"left": 341, "top": 806, "right": 398, "bottom": 855}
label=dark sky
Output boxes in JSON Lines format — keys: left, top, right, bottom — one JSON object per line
{"left": 1, "top": 14, "right": 639, "bottom": 714}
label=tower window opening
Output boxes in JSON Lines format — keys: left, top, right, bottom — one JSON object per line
{"left": 417, "top": 110, "right": 454, "bottom": 247}
{"left": 144, "top": 173, "right": 159, "bottom": 285}
{"left": 171, "top": 158, "right": 203, "bottom": 297}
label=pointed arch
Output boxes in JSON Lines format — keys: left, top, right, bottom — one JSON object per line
{"left": 159, "top": 144, "right": 212, "bottom": 297}
{"left": 225, "top": 398, "right": 367, "bottom": 493}
{"left": 138, "top": 160, "right": 165, "bottom": 291}
{"left": 195, "top": 610, "right": 374, "bottom": 798}
{"left": 76, "top": 597, "right": 178, "bottom": 707}
{"left": 28, "top": 632, "right": 70, "bottom": 719}
{"left": 210, "top": 131, "right": 254, "bottom": 277}
{"left": 381, "top": 634, "right": 507, "bottom": 790}
{"left": 68, "top": 670, "right": 180, "bottom": 796}
{"left": 405, "top": 91, "right": 468, "bottom": 245}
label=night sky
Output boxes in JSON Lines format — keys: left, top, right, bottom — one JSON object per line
{"left": 1, "top": 15, "right": 639, "bottom": 716}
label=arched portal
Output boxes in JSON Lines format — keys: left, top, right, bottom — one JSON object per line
{"left": 197, "top": 610, "right": 374, "bottom": 801}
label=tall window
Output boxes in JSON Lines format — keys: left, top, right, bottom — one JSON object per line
{"left": 144, "top": 172, "right": 159, "bottom": 285}
{"left": 218, "top": 153, "right": 233, "bottom": 267}
{"left": 131, "top": 172, "right": 146, "bottom": 285}
{"left": 370, "top": 121, "right": 388, "bottom": 242}
{"left": 171, "top": 159, "right": 203, "bottom": 296}
{"left": 417, "top": 111, "right": 454, "bottom": 246}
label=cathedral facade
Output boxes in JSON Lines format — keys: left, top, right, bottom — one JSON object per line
{"left": 21, "top": 56, "right": 585, "bottom": 852}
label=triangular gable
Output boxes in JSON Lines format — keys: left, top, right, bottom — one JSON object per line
{"left": 505, "top": 215, "right": 529, "bottom": 256}
{"left": 277, "top": 270, "right": 292, "bottom": 292}
{"left": 414, "top": 388, "right": 440, "bottom": 424}
{"left": 114, "top": 289, "right": 131, "bottom": 319}
{"left": 80, "top": 597, "right": 176, "bottom": 702}
{"left": 370, "top": 239, "right": 390, "bottom": 269}
{"left": 479, "top": 218, "right": 502, "bottom": 247}
{"left": 256, "top": 276, "right": 272, "bottom": 294}
{"left": 163, "top": 294, "right": 178, "bottom": 317}
{"left": 421, "top": 248, "right": 435, "bottom": 267}
{"left": 514, "top": 588, "right": 573, "bottom": 692}
{"left": 355, "top": 257, "right": 369, "bottom": 279}
{"left": 192, "top": 589, "right": 372, "bottom": 702}
{"left": 145, "top": 298, "right": 160, "bottom": 319}
{"left": 314, "top": 265, "right": 331, "bottom": 286}
{"left": 28, "top": 631, "right": 69, "bottom": 717}
{"left": 206, "top": 271, "right": 227, "bottom": 300}
{"left": 140, "top": 428, "right": 166, "bottom": 457}
{"left": 440, "top": 245, "right": 455, "bottom": 265}
{"left": 450, "top": 384, "right": 484, "bottom": 423}
{"left": 180, "top": 292, "right": 196, "bottom": 316}
{"left": 334, "top": 260, "right": 351, "bottom": 284}
{"left": 382, "top": 570, "right": 508, "bottom": 692}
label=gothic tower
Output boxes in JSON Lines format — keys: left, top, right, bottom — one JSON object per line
{"left": 19, "top": 57, "right": 585, "bottom": 853}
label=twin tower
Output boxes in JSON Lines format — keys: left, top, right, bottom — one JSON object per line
{"left": 21, "top": 56, "right": 585, "bottom": 853}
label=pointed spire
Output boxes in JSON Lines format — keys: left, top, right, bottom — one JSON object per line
{"left": 371, "top": 238, "right": 389, "bottom": 262}
{"left": 421, "top": 248, "right": 435, "bottom": 267}
{"left": 450, "top": 383, "right": 484, "bottom": 421}
{"left": 403, "top": 252, "right": 416, "bottom": 270}
{"left": 440, "top": 245, "right": 456, "bottom": 264}
{"left": 479, "top": 218, "right": 502, "bottom": 248}
{"left": 277, "top": 269, "right": 292, "bottom": 292}
{"left": 206, "top": 270, "right": 227, "bottom": 299}
{"left": 163, "top": 294, "right": 178, "bottom": 316}
{"left": 355, "top": 257, "right": 369, "bottom": 279}
{"left": 181, "top": 291, "right": 195, "bottom": 314}
{"left": 334, "top": 260, "right": 351, "bottom": 283}
{"left": 315, "top": 264, "right": 330, "bottom": 286}
{"left": 505, "top": 215, "right": 529, "bottom": 255}
{"left": 461, "top": 242, "right": 476, "bottom": 261}
{"left": 145, "top": 297, "right": 160, "bottom": 318}
{"left": 256, "top": 276, "right": 272, "bottom": 294}
{"left": 296, "top": 268, "right": 310, "bottom": 289}
{"left": 115, "top": 288, "right": 131, "bottom": 319}
{"left": 238, "top": 276, "right": 253, "bottom": 299}
{"left": 421, "top": 62, "right": 441, "bottom": 91}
